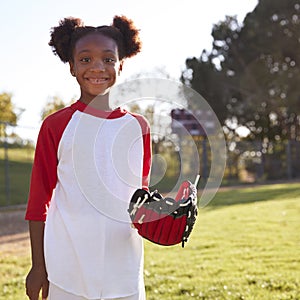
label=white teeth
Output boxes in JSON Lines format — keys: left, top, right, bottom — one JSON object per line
{"left": 89, "top": 78, "right": 107, "bottom": 84}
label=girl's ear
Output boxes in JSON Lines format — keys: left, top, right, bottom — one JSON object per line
{"left": 118, "top": 61, "right": 124, "bottom": 76}
{"left": 69, "top": 61, "right": 76, "bottom": 77}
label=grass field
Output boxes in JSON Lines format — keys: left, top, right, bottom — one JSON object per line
{"left": 144, "top": 183, "right": 300, "bottom": 300}
{"left": 0, "top": 148, "right": 34, "bottom": 206}
{"left": 0, "top": 182, "right": 299, "bottom": 299}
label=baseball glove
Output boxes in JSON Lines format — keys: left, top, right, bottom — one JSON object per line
{"left": 128, "top": 176, "right": 199, "bottom": 247}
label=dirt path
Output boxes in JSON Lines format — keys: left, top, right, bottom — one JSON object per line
{"left": 0, "top": 206, "right": 30, "bottom": 256}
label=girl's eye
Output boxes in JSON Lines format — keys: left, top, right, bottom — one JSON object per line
{"left": 104, "top": 58, "right": 116, "bottom": 64}
{"left": 80, "top": 57, "right": 91, "bottom": 63}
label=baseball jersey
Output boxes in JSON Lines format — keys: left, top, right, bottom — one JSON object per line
{"left": 25, "top": 100, "right": 152, "bottom": 299}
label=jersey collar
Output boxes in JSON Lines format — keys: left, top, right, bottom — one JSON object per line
{"left": 71, "top": 100, "right": 127, "bottom": 119}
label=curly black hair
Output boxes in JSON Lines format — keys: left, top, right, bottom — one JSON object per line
{"left": 49, "top": 15, "right": 142, "bottom": 63}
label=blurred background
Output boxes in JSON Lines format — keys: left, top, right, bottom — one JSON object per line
{"left": 1, "top": 0, "right": 300, "bottom": 206}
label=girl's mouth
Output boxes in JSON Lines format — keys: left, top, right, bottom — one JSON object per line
{"left": 87, "top": 77, "right": 109, "bottom": 84}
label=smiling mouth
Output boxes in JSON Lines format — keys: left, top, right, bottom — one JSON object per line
{"left": 87, "top": 78, "right": 109, "bottom": 84}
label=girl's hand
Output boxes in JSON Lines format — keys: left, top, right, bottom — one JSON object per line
{"left": 25, "top": 266, "right": 49, "bottom": 300}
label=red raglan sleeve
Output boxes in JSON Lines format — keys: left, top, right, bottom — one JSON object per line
{"left": 142, "top": 119, "right": 152, "bottom": 191}
{"left": 25, "top": 119, "right": 59, "bottom": 221}
{"left": 25, "top": 107, "right": 74, "bottom": 221}
{"left": 131, "top": 114, "right": 152, "bottom": 191}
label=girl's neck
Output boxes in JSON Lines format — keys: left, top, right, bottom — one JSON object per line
{"left": 79, "top": 95, "right": 112, "bottom": 111}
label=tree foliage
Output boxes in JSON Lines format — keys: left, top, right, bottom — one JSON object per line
{"left": 41, "top": 95, "right": 67, "bottom": 120}
{"left": 0, "top": 93, "right": 17, "bottom": 124}
{"left": 0, "top": 93, "right": 18, "bottom": 138}
{"left": 181, "top": 0, "right": 300, "bottom": 142}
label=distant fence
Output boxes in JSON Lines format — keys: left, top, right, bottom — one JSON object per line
{"left": 225, "top": 139, "right": 300, "bottom": 183}
{"left": 0, "top": 122, "right": 37, "bottom": 207}
{"left": 1, "top": 133, "right": 300, "bottom": 207}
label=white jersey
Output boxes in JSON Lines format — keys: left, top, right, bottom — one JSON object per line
{"left": 25, "top": 101, "right": 152, "bottom": 299}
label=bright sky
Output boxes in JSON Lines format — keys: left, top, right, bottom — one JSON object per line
{"left": 1, "top": 0, "right": 258, "bottom": 141}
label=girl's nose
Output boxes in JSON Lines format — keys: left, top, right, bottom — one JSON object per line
{"left": 91, "top": 60, "right": 105, "bottom": 72}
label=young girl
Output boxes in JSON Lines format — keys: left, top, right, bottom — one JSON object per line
{"left": 25, "top": 15, "right": 151, "bottom": 300}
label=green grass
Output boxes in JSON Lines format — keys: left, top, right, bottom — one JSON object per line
{"left": 0, "top": 255, "right": 30, "bottom": 300}
{"left": 0, "top": 148, "right": 34, "bottom": 206}
{"left": 1, "top": 183, "right": 300, "bottom": 299}
{"left": 144, "top": 183, "right": 300, "bottom": 300}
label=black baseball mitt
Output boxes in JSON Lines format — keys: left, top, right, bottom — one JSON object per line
{"left": 128, "top": 176, "right": 199, "bottom": 247}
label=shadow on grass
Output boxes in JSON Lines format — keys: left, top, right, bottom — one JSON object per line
{"left": 205, "top": 182, "right": 300, "bottom": 208}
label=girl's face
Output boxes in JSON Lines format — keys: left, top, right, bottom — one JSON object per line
{"left": 70, "top": 33, "right": 123, "bottom": 105}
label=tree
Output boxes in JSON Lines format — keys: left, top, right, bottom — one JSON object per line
{"left": 181, "top": 0, "right": 300, "bottom": 142}
{"left": 0, "top": 93, "right": 18, "bottom": 138}
{"left": 41, "top": 95, "right": 67, "bottom": 120}
{"left": 211, "top": 0, "right": 300, "bottom": 141}
{"left": 180, "top": 50, "right": 230, "bottom": 126}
